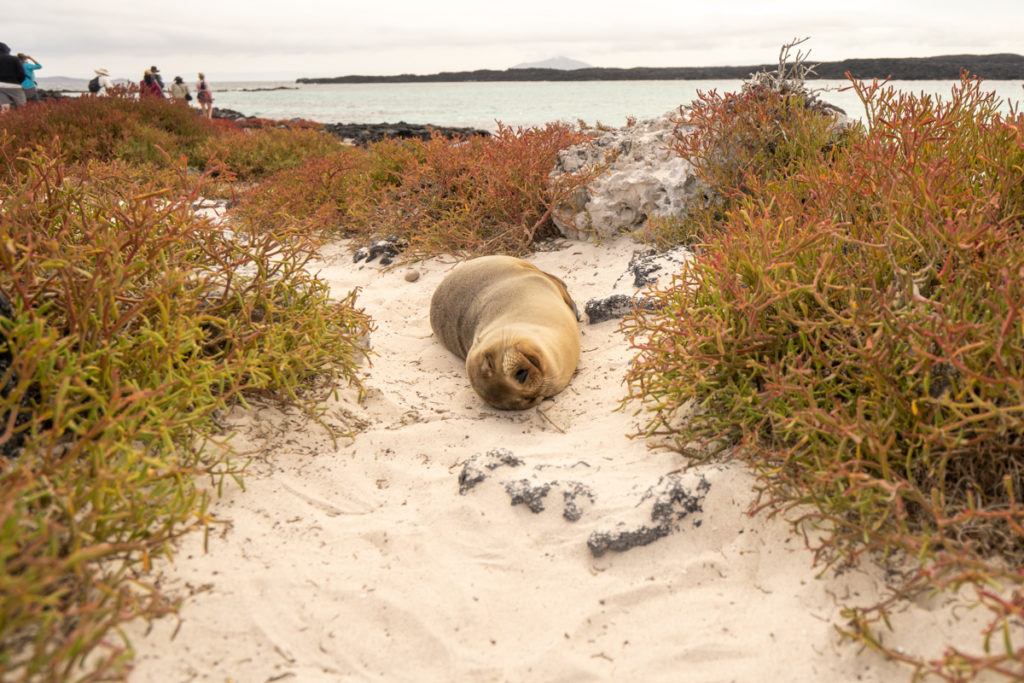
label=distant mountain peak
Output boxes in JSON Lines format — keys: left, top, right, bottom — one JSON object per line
{"left": 511, "top": 56, "right": 592, "bottom": 70}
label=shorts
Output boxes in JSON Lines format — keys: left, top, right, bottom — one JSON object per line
{"left": 198, "top": 90, "right": 213, "bottom": 104}
{"left": 0, "top": 86, "right": 26, "bottom": 108}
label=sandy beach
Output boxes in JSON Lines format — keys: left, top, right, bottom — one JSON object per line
{"left": 123, "top": 236, "right": 982, "bottom": 682}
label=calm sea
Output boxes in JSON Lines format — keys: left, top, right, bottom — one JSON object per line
{"left": 212, "top": 79, "right": 1024, "bottom": 130}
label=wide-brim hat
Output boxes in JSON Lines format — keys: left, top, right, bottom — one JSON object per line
{"left": 150, "top": 65, "right": 160, "bottom": 73}
{"left": 95, "top": 68, "right": 110, "bottom": 76}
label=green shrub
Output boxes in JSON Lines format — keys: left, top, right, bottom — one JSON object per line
{"left": 0, "top": 149, "right": 372, "bottom": 680}
{"left": 200, "top": 126, "right": 345, "bottom": 181}
{"left": 624, "top": 75, "right": 1024, "bottom": 679}
{"left": 232, "top": 147, "right": 373, "bottom": 233}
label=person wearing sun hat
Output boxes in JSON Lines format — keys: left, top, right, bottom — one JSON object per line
{"left": 0, "top": 42, "right": 27, "bottom": 110}
{"left": 94, "top": 68, "right": 113, "bottom": 94}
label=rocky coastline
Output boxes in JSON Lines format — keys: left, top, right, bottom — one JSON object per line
{"left": 211, "top": 107, "right": 489, "bottom": 145}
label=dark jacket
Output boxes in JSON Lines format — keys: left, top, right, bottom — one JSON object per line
{"left": 0, "top": 53, "right": 26, "bottom": 85}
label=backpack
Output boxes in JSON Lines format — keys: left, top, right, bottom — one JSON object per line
{"left": 88, "top": 76, "right": 101, "bottom": 94}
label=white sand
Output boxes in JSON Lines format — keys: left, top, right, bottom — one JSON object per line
{"left": 125, "top": 238, "right": 982, "bottom": 682}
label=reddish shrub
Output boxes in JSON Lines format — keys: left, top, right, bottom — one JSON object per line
{"left": 238, "top": 123, "right": 593, "bottom": 256}
{"left": 0, "top": 95, "right": 218, "bottom": 170}
{"left": 625, "top": 75, "right": 1024, "bottom": 679}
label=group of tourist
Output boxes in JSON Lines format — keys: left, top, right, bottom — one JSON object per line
{"left": 132, "top": 65, "right": 215, "bottom": 118}
{"left": 0, "top": 41, "right": 215, "bottom": 118}
{"left": 0, "top": 42, "right": 42, "bottom": 111}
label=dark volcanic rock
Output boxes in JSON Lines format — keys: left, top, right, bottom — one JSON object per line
{"left": 353, "top": 235, "right": 408, "bottom": 266}
{"left": 323, "top": 121, "right": 490, "bottom": 146}
{"left": 504, "top": 479, "right": 552, "bottom": 513}
{"left": 212, "top": 107, "right": 247, "bottom": 121}
{"left": 587, "top": 474, "right": 710, "bottom": 557}
{"left": 627, "top": 248, "right": 689, "bottom": 288}
{"left": 588, "top": 524, "right": 672, "bottom": 556}
{"left": 457, "top": 448, "right": 524, "bottom": 495}
{"left": 501, "top": 478, "right": 595, "bottom": 520}
{"left": 33, "top": 89, "right": 65, "bottom": 102}
{"left": 584, "top": 295, "right": 655, "bottom": 324}
{"left": 561, "top": 482, "right": 595, "bottom": 522}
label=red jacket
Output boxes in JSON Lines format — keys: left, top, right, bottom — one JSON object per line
{"left": 139, "top": 78, "right": 163, "bottom": 98}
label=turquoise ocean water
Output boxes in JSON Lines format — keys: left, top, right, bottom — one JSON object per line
{"left": 212, "top": 79, "right": 1024, "bottom": 130}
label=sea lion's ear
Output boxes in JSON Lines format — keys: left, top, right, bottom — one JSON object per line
{"left": 539, "top": 272, "right": 580, "bottom": 320}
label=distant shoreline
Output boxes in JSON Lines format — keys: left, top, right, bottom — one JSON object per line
{"left": 297, "top": 53, "right": 1024, "bottom": 84}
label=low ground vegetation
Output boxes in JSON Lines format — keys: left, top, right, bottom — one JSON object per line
{"left": 0, "top": 94, "right": 338, "bottom": 182}
{"left": 0, "top": 101, "right": 372, "bottom": 679}
{"left": 233, "top": 123, "right": 594, "bottom": 256}
{"left": 625, "top": 69, "right": 1024, "bottom": 679}
{"left": 0, "top": 94, "right": 592, "bottom": 680}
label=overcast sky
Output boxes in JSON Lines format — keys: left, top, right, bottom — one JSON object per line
{"left": 8, "top": 0, "right": 1023, "bottom": 81}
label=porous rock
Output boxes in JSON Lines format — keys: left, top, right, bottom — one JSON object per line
{"left": 587, "top": 474, "right": 710, "bottom": 557}
{"left": 561, "top": 482, "right": 595, "bottom": 522}
{"left": 504, "top": 479, "right": 552, "bottom": 513}
{"left": 457, "top": 448, "right": 524, "bottom": 495}
{"left": 501, "top": 478, "right": 595, "bottom": 521}
{"left": 353, "top": 235, "right": 408, "bottom": 266}
{"left": 626, "top": 247, "right": 690, "bottom": 288}
{"left": 323, "top": 121, "right": 489, "bottom": 147}
{"left": 550, "top": 112, "right": 705, "bottom": 240}
{"left": 584, "top": 294, "right": 655, "bottom": 324}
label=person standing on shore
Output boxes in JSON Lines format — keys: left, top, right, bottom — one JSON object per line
{"left": 139, "top": 70, "right": 164, "bottom": 98}
{"left": 90, "top": 68, "right": 113, "bottom": 95}
{"left": 169, "top": 76, "right": 190, "bottom": 103}
{"left": 150, "top": 65, "right": 165, "bottom": 91}
{"left": 18, "top": 53, "right": 41, "bottom": 102}
{"left": 0, "top": 43, "right": 27, "bottom": 111}
{"left": 196, "top": 72, "right": 213, "bottom": 118}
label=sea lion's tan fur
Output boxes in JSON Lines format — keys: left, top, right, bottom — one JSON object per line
{"left": 430, "top": 255, "right": 580, "bottom": 410}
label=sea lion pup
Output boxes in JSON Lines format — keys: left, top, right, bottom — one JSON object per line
{"left": 430, "top": 255, "right": 581, "bottom": 410}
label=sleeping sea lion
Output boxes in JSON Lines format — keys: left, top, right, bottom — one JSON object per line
{"left": 430, "top": 255, "right": 580, "bottom": 410}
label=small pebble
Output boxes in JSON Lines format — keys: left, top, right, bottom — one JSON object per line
{"left": 404, "top": 270, "right": 421, "bottom": 282}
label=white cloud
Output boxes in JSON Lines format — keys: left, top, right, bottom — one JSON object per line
{"left": 6, "top": 0, "right": 1022, "bottom": 80}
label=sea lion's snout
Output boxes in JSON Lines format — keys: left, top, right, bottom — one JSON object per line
{"left": 467, "top": 344, "right": 546, "bottom": 411}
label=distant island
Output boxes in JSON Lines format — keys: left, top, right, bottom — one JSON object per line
{"left": 511, "top": 56, "right": 592, "bottom": 70}
{"left": 298, "top": 53, "right": 1024, "bottom": 84}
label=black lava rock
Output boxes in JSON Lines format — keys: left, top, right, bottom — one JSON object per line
{"left": 584, "top": 295, "right": 655, "bottom": 324}
{"left": 457, "top": 448, "right": 524, "bottom": 495}
{"left": 561, "top": 482, "right": 595, "bottom": 522}
{"left": 587, "top": 475, "right": 710, "bottom": 557}
{"left": 211, "top": 107, "right": 248, "bottom": 121}
{"left": 504, "top": 479, "right": 552, "bottom": 513}
{"left": 356, "top": 235, "right": 408, "bottom": 266}
{"left": 323, "top": 121, "right": 490, "bottom": 147}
